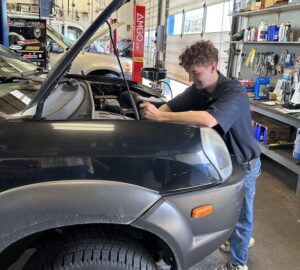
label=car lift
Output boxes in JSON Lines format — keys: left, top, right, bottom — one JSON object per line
{"left": 0, "top": 0, "right": 9, "bottom": 47}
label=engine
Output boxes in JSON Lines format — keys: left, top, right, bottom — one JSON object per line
{"left": 89, "top": 77, "right": 167, "bottom": 120}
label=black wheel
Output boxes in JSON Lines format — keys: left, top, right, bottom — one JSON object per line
{"left": 24, "top": 228, "right": 157, "bottom": 270}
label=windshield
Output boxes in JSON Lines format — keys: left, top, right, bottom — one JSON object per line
{"left": 0, "top": 44, "right": 44, "bottom": 115}
{"left": 0, "top": 82, "right": 38, "bottom": 115}
{"left": 0, "top": 45, "right": 37, "bottom": 77}
{"left": 47, "top": 25, "right": 74, "bottom": 47}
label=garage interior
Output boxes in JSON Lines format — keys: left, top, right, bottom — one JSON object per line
{"left": 0, "top": 0, "right": 300, "bottom": 270}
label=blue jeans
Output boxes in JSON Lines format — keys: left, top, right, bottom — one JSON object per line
{"left": 230, "top": 158, "right": 261, "bottom": 266}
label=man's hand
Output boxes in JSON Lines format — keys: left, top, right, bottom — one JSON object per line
{"left": 140, "top": 102, "right": 162, "bottom": 121}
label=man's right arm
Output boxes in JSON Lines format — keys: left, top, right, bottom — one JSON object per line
{"left": 140, "top": 103, "right": 218, "bottom": 128}
{"left": 159, "top": 104, "right": 172, "bottom": 112}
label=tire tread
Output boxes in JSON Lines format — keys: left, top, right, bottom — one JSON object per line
{"left": 24, "top": 227, "right": 157, "bottom": 270}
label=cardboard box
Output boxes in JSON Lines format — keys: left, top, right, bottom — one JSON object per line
{"left": 251, "top": 1, "right": 262, "bottom": 10}
{"left": 264, "top": 0, "right": 288, "bottom": 8}
{"left": 252, "top": 113, "right": 292, "bottom": 144}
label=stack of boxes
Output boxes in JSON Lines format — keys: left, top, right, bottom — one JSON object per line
{"left": 240, "top": 80, "right": 255, "bottom": 97}
{"left": 247, "top": 0, "right": 289, "bottom": 11}
{"left": 252, "top": 112, "right": 292, "bottom": 145}
{"left": 263, "top": 0, "right": 289, "bottom": 9}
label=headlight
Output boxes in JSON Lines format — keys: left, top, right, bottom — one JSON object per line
{"left": 200, "top": 127, "right": 233, "bottom": 181}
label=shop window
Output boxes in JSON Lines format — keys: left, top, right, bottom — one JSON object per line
{"left": 167, "top": 13, "right": 183, "bottom": 36}
{"left": 205, "top": 1, "right": 233, "bottom": 33}
{"left": 183, "top": 8, "right": 204, "bottom": 34}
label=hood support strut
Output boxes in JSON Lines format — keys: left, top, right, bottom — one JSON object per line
{"left": 28, "top": 0, "right": 130, "bottom": 120}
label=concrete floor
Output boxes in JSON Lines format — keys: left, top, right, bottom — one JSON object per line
{"left": 192, "top": 156, "right": 300, "bottom": 270}
{"left": 8, "top": 156, "right": 300, "bottom": 270}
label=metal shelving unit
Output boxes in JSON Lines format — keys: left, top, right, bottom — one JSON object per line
{"left": 229, "top": 41, "right": 300, "bottom": 44}
{"left": 230, "top": 3, "right": 300, "bottom": 17}
{"left": 259, "top": 145, "right": 299, "bottom": 173}
{"left": 250, "top": 100, "right": 300, "bottom": 128}
{"left": 227, "top": 5, "right": 300, "bottom": 198}
{"left": 250, "top": 100, "right": 300, "bottom": 198}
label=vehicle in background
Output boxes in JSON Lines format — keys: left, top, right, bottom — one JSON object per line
{"left": 119, "top": 42, "right": 132, "bottom": 57}
{"left": 49, "top": 20, "right": 110, "bottom": 54}
{"left": 46, "top": 24, "right": 132, "bottom": 78}
{"left": 49, "top": 20, "right": 84, "bottom": 41}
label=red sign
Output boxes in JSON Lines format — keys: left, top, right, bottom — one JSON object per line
{"left": 132, "top": 5, "right": 145, "bottom": 83}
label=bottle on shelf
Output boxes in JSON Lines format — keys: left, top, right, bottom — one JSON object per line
{"left": 245, "top": 0, "right": 251, "bottom": 10}
{"left": 244, "top": 27, "right": 252, "bottom": 42}
{"left": 267, "top": 23, "right": 273, "bottom": 41}
{"left": 250, "top": 26, "right": 257, "bottom": 41}
{"left": 257, "top": 20, "right": 267, "bottom": 41}
{"left": 293, "top": 129, "right": 300, "bottom": 161}
{"left": 278, "top": 22, "right": 285, "bottom": 42}
{"left": 233, "top": 0, "right": 242, "bottom": 12}
{"left": 284, "top": 22, "right": 291, "bottom": 42}
{"left": 264, "top": 20, "right": 269, "bottom": 41}
{"left": 272, "top": 24, "right": 279, "bottom": 41}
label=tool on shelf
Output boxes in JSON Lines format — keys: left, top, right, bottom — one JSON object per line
{"left": 254, "top": 76, "right": 270, "bottom": 100}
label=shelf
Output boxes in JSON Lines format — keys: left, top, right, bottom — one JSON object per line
{"left": 229, "top": 41, "right": 300, "bottom": 44}
{"left": 259, "top": 144, "right": 300, "bottom": 174}
{"left": 259, "top": 143, "right": 300, "bottom": 198}
{"left": 250, "top": 100, "right": 300, "bottom": 198}
{"left": 230, "top": 3, "right": 300, "bottom": 17}
{"left": 250, "top": 100, "right": 300, "bottom": 128}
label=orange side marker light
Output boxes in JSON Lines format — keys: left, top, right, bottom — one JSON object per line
{"left": 191, "top": 205, "right": 213, "bottom": 219}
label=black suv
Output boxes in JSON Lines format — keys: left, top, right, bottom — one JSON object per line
{"left": 0, "top": 0, "right": 244, "bottom": 269}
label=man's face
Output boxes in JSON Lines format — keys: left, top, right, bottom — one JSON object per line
{"left": 187, "top": 63, "right": 217, "bottom": 90}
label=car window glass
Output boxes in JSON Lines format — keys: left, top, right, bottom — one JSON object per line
{"left": 46, "top": 35, "right": 64, "bottom": 53}
{"left": 68, "top": 26, "right": 83, "bottom": 41}
{"left": 47, "top": 25, "right": 73, "bottom": 47}
{"left": 67, "top": 29, "right": 76, "bottom": 41}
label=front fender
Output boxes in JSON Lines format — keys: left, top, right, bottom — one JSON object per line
{"left": 0, "top": 180, "right": 160, "bottom": 253}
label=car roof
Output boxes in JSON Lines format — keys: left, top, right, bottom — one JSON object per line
{"left": 49, "top": 20, "right": 85, "bottom": 31}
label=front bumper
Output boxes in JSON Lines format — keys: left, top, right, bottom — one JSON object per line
{"left": 132, "top": 162, "right": 245, "bottom": 270}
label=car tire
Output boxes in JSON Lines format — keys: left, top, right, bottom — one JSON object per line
{"left": 24, "top": 229, "right": 157, "bottom": 270}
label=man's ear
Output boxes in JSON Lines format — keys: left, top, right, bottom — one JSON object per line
{"left": 211, "top": 63, "right": 217, "bottom": 72}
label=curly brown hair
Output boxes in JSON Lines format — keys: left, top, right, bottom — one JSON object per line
{"left": 179, "top": 40, "right": 219, "bottom": 70}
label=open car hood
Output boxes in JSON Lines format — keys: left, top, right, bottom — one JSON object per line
{"left": 27, "top": 0, "right": 130, "bottom": 118}
{"left": 85, "top": 21, "right": 125, "bottom": 48}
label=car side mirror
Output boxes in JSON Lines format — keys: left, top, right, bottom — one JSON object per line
{"left": 49, "top": 43, "right": 64, "bottom": 53}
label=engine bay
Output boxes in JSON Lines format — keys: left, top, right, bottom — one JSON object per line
{"left": 68, "top": 75, "right": 167, "bottom": 120}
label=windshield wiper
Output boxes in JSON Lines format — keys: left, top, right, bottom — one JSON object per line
{"left": 21, "top": 67, "right": 48, "bottom": 77}
{"left": 0, "top": 75, "right": 43, "bottom": 83}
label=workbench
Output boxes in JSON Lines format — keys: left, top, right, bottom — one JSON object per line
{"left": 250, "top": 99, "right": 300, "bottom": 199}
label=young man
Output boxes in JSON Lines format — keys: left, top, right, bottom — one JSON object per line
{"left": 140, "top": 40, "right": 261, "bottom": 270}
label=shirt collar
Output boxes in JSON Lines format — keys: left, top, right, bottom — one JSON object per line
{"left": 210, "top": 71, "right": 225, "bottom": 99}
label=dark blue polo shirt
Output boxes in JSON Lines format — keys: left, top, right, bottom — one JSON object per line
{"left": 167, "top": 72, "right": 260, "bottom": 163}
